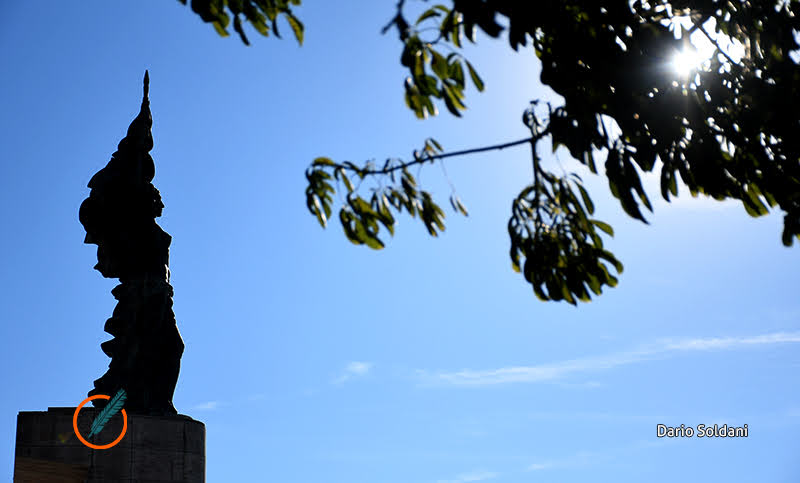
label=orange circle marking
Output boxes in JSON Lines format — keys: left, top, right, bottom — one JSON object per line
{"left": 73, "top": 394, "right": 127, "bottom": 450}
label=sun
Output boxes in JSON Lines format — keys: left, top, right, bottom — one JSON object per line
{"left": 668, "top": 16, "right": 746, "bottom": 79}
{"left": 671, "top": 48, "right": 707, "bottom": 77}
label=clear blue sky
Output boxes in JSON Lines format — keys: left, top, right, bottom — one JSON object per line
{"left": 2, "top": 2, "right": 799, "bottom": 482}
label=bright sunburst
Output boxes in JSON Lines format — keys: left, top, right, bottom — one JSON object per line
{"left": 671, "top": 48, "right": 707, "bottom": 77}
{"left": 668, "top": 16, "right": 745, "bottom": 79}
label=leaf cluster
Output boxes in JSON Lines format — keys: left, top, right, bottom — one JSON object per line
{"left": 509, "top": 170, "right": 622, "bottom": 305}
{"left": 305, "top": 139, "right": 468, "bottom": 249}
{"left": 386, "top": 4, "right": 485, "bottom": 118}
{"left": 179, "top": 0, "right": 303, "bottom": 45}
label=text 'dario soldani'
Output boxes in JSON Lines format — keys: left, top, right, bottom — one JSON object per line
{"left": 657, "top": 424, "right": 748, "bottom": 438}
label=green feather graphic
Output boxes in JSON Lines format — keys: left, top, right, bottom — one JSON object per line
{"left": 87, "top": 388, "right": 127, "bottom": 438}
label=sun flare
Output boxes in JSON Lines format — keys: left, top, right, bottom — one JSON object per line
{"left": 668, "top": 16, "right": 746, "bottom": 80}
{"left": 671, "top": 49, "right": 707, "bottom": 77}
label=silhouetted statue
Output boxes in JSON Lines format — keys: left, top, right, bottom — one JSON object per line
{"left": 79, "top": 71, "right": 184, "bottom": 416}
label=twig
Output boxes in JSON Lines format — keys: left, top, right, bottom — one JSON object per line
{"left": 696, "top": 21, "right": 737, "bottom": 66}
{"left": 346, "top": 135, "right": 545, "bottom": 176}
{"left": 381, "top": 0, "right": 407, "bottom": 35}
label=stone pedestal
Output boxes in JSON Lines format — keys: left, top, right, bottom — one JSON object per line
{"left": 14, "top": 407, "right": 205, "bottom": 482}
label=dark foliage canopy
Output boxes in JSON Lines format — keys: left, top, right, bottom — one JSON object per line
{"left": 178, "top": 0, "right": 303, "bottom": 45}
{"left": 184, "top": 0, "right": 800, "bottom": 304}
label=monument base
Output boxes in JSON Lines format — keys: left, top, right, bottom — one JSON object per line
{"left": 14, "top": 407, "right": 205, "bottom": 482}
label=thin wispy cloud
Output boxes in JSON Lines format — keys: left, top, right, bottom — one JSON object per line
{"left": 192, "top": 393, "right": 270, "bottom": 410}
{"left": 436, "top": 470, "right": 499, "bottom": 483}
{"left": 423, "top": 349, "right": 653, "bottom": 386}
{"left": 422, "top": 331, "right": 800, "bottom": 386}
{"left": 525, "top": 410, "right": 660, "bottom": 423}
{"left": 662, "top": 332, "right": 800, "bottom": 351}
{"left": 192, "top": 400, "right": 222, "bottom": 410}
{"left": 528, "top": 439, "right": 673, "bottom": 472}
{"left": 333, "top": 361, "right": 373, "bottom": 384}
{"left": 556, "top": 380, "right": 604, "bottom": 389}
{"left": 527, "top": 450, "right": 602, "bottom": 471}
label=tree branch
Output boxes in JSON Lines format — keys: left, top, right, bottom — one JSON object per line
{"left": 696, "top": 21, "right": 738, "bottom": 66}
{"left": 381, "top": 0, "right": 407, "bottom": 35}
{"left": 350, "top": 135, "right": 543, "bottom": 176}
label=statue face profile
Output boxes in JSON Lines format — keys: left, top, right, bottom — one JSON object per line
{"left": 94, "top": 237, "right": 123, "bottom": 279}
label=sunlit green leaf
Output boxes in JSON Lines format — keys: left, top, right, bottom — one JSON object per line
{"left": 465, "top": 60, "right": 484, "bottom": 91}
